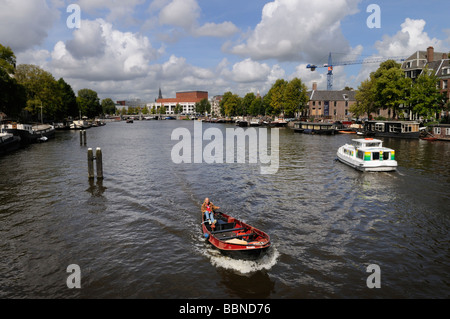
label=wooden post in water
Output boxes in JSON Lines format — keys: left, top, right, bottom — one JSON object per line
{"left": 80, "top": 130, "right": 87, "bottom": 145}
{"left": 96, "top": 147, "right": 103, "bottom": 180}
{"left": 87, "top": 148, "right": 95, "bottom": 179}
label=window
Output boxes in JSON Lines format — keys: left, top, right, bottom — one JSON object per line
{"left": 372, "top": 152, "right": 380, "bottom": 160}
{"left": 375, "top": 123, "right": 385, "bottom": 132}
{"left": 434, "top": 127, "right": 441, "bottom": 135}
{"left": 443, "top": 80, "right": 448, "bottom": 90}
{"left": 357, "top": 150, "right": 364, "bottom": 160}
{"left": 445, "top": 128, "right": 450, "bottom": 136}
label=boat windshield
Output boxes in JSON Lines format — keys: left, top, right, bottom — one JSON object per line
{"left": 353, "top": 139, "right": 382, "bottom": 148}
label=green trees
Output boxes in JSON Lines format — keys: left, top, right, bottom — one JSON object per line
{"left": 15, "top": 64, "right": 63, "bottom": 121}
{"left": 195, "top": 98, "right": 211, "bottom": 114}
{"left": 0, "top": 44, "right": 26, "bottom": 118}
{"left": 354, "top": 60, "right": 444, "bottom": 120}
{"left": 77, "top": 89, "right": 102, "bottom": 119}
{"left": 101, "top": 98, "right": 117, "bottom": 115}
{"left": 408, "top": 68, "right": 443, "bottom": 119}
{"left": 284, "top": 78, "right": 309, "bottom": 117}
{"left": 220, "top": 92, "right": 241, "bottom": 117}
{"left": 219, "top": 77, "right": 308, "bottom": 118}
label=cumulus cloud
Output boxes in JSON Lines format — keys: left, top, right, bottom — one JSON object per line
{"left": 156, "top": 0, "right": 239, "bottom": 38}
{"left": 49, "top": 19, "right": 159, "bottom": 82}
{"left": 66, "top": 20, "right": 106, "bottom": 59}
{"left": 0, "top": 0, "right": 59, "bottom": 52}
{"left": 353, "top": 18, "right": 450, "bottom": 86}
{"left": 230, "top": 0, "right": 360, "bottom": 62}
{"left": 374, "top": 18, "right": 446, "bottom": 56}
{"left": 226, "top": 59, "right": 272, "bottom": 83}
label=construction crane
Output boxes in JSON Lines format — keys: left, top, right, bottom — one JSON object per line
{"left": 306, "top": 52, "right": 407, "bottom": 90}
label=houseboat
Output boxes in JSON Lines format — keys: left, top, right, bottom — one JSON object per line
{"left": 363, "top": 121, "right": 420, "bottom": 139}
{"left": 249, "top": 119, "right": 261, "bottom": 127}
{"left": 337, "top": 138, "right": 398, "bottom": 172}
{"left": 268, "top": 118, "right": 288, "bottom": 127}
{"left": 5, "top": 123, "right": 55, "bottom": 144}
{"left": 428, "top": 124, "right": 450, "bottom": 141}
{"left": 294, "top": 122, "right": 337, "bottom": 135}
{"left": 70, "top": 119, "right": 90, "bottom": 130}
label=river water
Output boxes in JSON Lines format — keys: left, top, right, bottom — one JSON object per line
{"left": 0, "top": 120, "right": 449, "bottom": 299}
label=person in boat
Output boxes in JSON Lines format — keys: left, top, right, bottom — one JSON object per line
{"left": 201, "top": 198, "right": 220, "bottom": 225}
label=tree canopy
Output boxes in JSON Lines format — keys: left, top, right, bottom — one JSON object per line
{"left": 353, "top": 60, "right": 444, "bottom": 120}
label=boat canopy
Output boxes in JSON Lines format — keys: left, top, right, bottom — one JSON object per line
{"left": 352, "top": 138, "right": 383, "bottom": 148}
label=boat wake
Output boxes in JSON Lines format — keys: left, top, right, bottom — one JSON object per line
{"left": 207, "top": 246, "right": 280, "bottom": 275}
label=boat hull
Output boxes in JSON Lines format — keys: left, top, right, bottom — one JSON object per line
{"left": 337, "top": 147, "right": 397, "bottom": 172}
{"left": 0, "top": 134, "right": 21, "bottom": 155}
{"left": 202, "top": 212, "right": 271, "bottom": 260}
{"left": 6, "top": 125, "right": 55, "bottom": 144}
{"left": 337, "top": 155, "right": 397, "bottom": 171}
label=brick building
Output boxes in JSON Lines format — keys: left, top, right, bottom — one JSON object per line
{"left": 306, "top": 82, "right": 356, "bottom": 121}
{"left": 150, "top": 91, "right": 209, "bottom": 115}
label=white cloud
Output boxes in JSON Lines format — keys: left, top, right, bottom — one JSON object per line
{"left": 0, "top": 0, "right": 59, "bottom": 52}
{"left": 159, "top": 0, "right": 200, "bottom": 30}
{"left": 230, "top": 0, "right": 360, "bottom": 62}
{"left": 48, "top": 19, "right": 159, "bottom": 82}
{"left": 194, "top": 22, "right": 240, "bottom": 38}
{"left": 226, "top": 59, "right": 272, "bottom": 83}
{"left": 374, "top": 18, "right": 445, "bottom": 57}
{"left": 353, "top": 18, "right": 450, "bottom": 86}
{"left": 156, "top": 0, "right": 239, "bottom": 38}
{"left": 66, "top": 19, "right": 106, "bottom": 59}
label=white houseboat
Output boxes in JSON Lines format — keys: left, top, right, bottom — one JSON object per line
{"left": 337, "top": 138, "right": 398, "bottom": 172}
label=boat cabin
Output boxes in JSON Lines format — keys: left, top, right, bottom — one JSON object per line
{"left": 294, "top": 122, "right": 338, "bottom": 134}
{"left": 363, "top": 120, "right": 420, "bottom": 139}
{"left": 351, "top": 139, "right": 395, "bottom": 161}
{"left": 6, "top": 123, "right": 34, "bottom": 134}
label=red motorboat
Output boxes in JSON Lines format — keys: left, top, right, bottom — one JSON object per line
{"left": 202, "top": 211, "right": 271, "bottom": 259}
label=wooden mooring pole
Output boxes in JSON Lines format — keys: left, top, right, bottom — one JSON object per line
{"left": 87, "top": 147, "right": 104, "bottom": 180}
{"left": 96, "top": 148, "right": 103, "bottom": 180}
{"left": 80, "top": 130, "right": 87, "bottom": 146}
{"left": 87, "top": 148, "right": 95, "bottom": 179}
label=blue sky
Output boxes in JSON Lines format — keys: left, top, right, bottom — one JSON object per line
{"left": 1, "top": 0, "right": 449, "bottom": 102}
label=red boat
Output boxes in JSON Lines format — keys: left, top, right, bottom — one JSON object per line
{"left": 421, "top": 136, "right": 438, "bottom": 141}
{"left": 202, "top": 211, "right": 271, "bottom": 259}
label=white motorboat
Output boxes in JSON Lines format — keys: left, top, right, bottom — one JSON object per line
{"left": 337, "top": 138, "right": 397, "bottom": 172}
